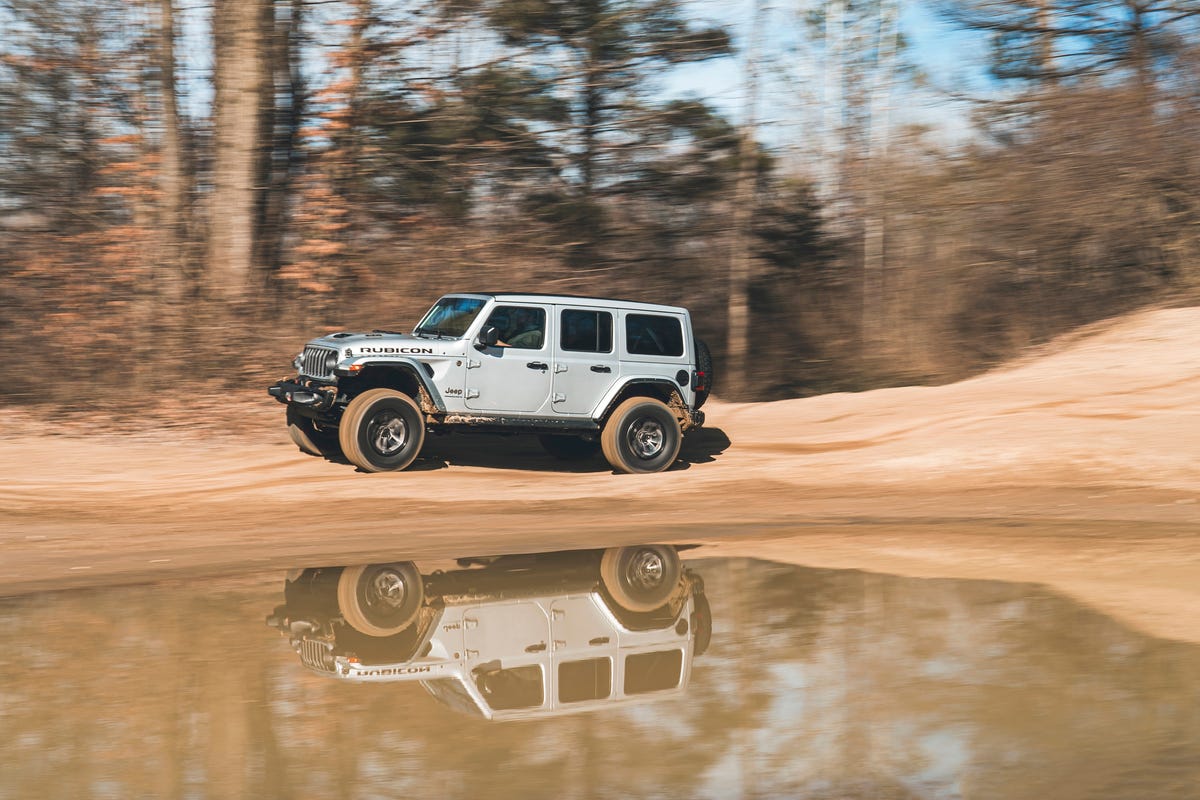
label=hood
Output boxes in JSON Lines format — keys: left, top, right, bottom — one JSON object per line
{"left": 308, "top": 330, "right": 465, "bottom": 358}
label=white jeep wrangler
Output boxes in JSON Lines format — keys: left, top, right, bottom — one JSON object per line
{"left": 265, "top": 546, "right": 712, "bottom": 720}
{"left": 269, "top": 293, "right": 713, "bottom": 473}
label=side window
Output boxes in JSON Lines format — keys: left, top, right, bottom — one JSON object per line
{"left": 625, "top": 314, "right": 684, "bottom": 357}
{"left": 560, "top": 309, "right": 613, "bottom": 353}
{"left": 559, "top": 658, "right": 612, "bottom": 703}
{"left": 475, "top": 665, "right": 544, "bottom": 710}
{"left": 485, "top": 305, "right": 546, "bottom": 350}
{"left": 624, "top": 650, "right": 683, "bottom": 694}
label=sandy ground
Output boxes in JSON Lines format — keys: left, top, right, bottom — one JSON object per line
{"left": 2, "top": 306, "right": 1198, "bottom": 642}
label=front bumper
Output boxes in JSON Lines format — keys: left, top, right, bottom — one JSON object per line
{"left": 268, "top": 378, "right": 338, "bottom": 411}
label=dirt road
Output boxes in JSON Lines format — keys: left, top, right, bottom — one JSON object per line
{"left": 2, "top": 306, "right": 1198, "bottom": 641}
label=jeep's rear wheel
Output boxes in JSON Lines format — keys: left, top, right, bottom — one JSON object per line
{"left": 337, "top": 562, "right": 424, "bottom": 637}
{"left": 339, "top": 389, "right": 425, "bottom": 472}
{"left": 287, "top": 406, "right": 341, "bottom": 458}
{"left": 600, "top": 545, "right": 682, "bottom": 613}
{"left": 601, "top": 397, "right": 681, "bottom": 473}
{"left": 538, "top": 434, "right": 601, "bottom": 461}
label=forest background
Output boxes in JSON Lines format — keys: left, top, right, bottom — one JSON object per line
{"left": 2, "top": 0, "right": 1199, "bottom": 410}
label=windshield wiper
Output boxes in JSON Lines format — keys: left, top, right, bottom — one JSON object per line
{"left": 414, "top": 327, "right": 452, "bottom": 339}
{"left": 372, "top": 329, "right": 406, "bottom": 335}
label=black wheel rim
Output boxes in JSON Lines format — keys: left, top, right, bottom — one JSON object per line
{"left": 358, "top": 567, "right": 414, "bottom": 626}
{"left": 367, "top": 409, "right": 408, "bottom": 457}
{"left": 620, "top": 548, "right": 670, "bottom": 604}
{"left": 626, "top": 416, "right": 666, "bottom": 460}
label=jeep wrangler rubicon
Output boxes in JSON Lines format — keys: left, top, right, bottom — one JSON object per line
{"left": 265, "top": 545, "right": 712, "bottom": 720}
{"left": 268, "top": 293, "right": 713, "bottom": 473}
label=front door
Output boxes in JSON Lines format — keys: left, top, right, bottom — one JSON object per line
{"left": 462, "top": 601, "right": 551, "bottom": 715}
{"left": 465, "top": 304, "right": 553, "bottom": 413}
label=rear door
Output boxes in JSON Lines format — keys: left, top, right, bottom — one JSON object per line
{"left": 551, "top": 305, "right": 619, "bottom": 416}
{"left": 550, "top": 595, "right": 618, "bottom": 707}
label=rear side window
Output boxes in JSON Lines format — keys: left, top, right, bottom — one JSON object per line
{"left": 561, "top": 309, "right": 613, "bottom": 353}
{"left": 625, "top": 314, "right": 683, "bottom": 357}
{"left": 559, "top": 658, "right": 612, "bottom": 703}
{"left": 624, "top": 650, "right": 683, "bottom": 694}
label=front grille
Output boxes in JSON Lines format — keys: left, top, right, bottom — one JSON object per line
{"left": 299, "top": 639, "right": 336, "bottom": 673}
{"left": 301, "top": 346, "right": 339, "bottom": 379}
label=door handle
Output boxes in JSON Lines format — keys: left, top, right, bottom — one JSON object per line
{"left": 590, "top": 365, "right": 612, "bottom": 373}
{"left": 589, "top": 636, "right": 610, "bottom": 646}
{"left": 527, "top": 362, "right": 548, "bottom": 370}
{"left": 525, "top": 642, "right": 547, "bottom": 653}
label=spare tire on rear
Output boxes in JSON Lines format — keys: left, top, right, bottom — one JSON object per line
{"left": 694, "top": 338, "right": 714, "bottom": 408}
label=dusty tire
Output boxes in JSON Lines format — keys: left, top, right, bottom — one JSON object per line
{"left": 338, "top": 389, "right": 425, "bottom": 472}
{"left": 287, "top": 407, "right": 341, "bottom": 458}
{"left": 337, "top": 562, "right": 424, "bottom": 637}
{"left": 600, "top": 545, "right": 682, "bottom": 613}
{"left": 538, "top": 434, "right": 601, "bottom": 461}
{"left": 694, "top": 338, "right": 714, "bottom": 409}
{"left": 601, "top": 397, "right": 682, "bottom": 474}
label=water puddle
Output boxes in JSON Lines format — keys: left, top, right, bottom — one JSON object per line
{"left": 1, "top": 544, "right": 1198, "bottom": 798}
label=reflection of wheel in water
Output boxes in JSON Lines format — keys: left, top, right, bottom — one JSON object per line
{"left": 600, "top": 545, "right": 682, "bottom": 613}
{"left": 337, "top": 562, "right": 424, "bottom": 637}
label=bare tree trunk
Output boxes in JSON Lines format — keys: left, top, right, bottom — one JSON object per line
{"left": 158, "top": 0, "right": 188, "bottom": 309}
{"left": 725, "top": 0, "right": 765, "bottom": 400}
{"left": 822, "top": 0, "right": 846, "bottom": 202}
{"left": 860, "top": 0, "right": 900, "bottom": 355}
{"left": 208, "top": 0, "right": 269, "bottom": 302}
{"left": 255, "top": 0, "right": 305, "bottom": 292}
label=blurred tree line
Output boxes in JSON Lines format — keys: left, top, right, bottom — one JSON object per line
{"left": 0, "top": 0, "right": 1198, "bottom": 410}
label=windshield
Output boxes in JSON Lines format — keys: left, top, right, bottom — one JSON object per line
{"left": 414, "top": 296, "right": 487, "bottom": 338}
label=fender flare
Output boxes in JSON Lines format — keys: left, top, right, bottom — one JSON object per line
{"left": 335, "top": 356, "right": 446, "bottom": 412}
{"left": 593, "top": 377, "right": 687, "bottom": 423}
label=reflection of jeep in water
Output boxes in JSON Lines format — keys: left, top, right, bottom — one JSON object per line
{"left": 268, "top": 293, "right": 713, "bottom": 473}
{"left": 266, "top": 546, "right": 711, "bottom": 720}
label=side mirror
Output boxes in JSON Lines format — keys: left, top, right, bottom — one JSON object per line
{"left": 475, "top": 325, "right": 499, "bottom": 350}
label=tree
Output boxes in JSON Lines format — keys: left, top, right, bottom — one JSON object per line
{"left": 156, "top": 0, "right": 191, "bottom": 312}
{"left": 208, "top": 0, "right": 272, "bottom": 301}
{"left": 482, "top": 0, "right": 734, "bottom": 266}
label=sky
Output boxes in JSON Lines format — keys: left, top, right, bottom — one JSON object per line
{"left": 165, "top": 0, "right": 992, "bottom": 153}
{"left": 664, "top": 0, "right": 993, "bottom": 149}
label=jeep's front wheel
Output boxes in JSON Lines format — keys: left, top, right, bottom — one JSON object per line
{"left": 339, "top": 389, "right": 425, "bottom": 472}
{"left": 337, "top": 562, "right": 424, "bottom": 637}
{"left": 601, "top": 397, "right": 682, "bottom": 473}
